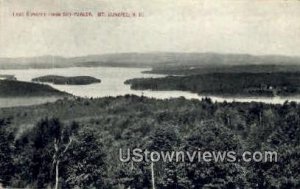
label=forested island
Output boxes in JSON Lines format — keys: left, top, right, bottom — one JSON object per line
{"left": 125, "top": 72, "right": 300, "bottom": 97}
{"left": 32, "top": 75, "right": 101, "bottom": 85}
{"left": 0, "top": 95, "right": 299, "bottom": 188}
{"left": 0, "top": 80, "right": 69, "bottom": 97}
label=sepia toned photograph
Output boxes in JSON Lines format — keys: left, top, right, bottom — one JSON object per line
{"left": 0, "top": 0, "right": 300, "bottom": 188}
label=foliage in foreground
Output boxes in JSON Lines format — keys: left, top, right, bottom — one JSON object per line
{"left": 0, "top": 96, "right": 300, "bottom": 188}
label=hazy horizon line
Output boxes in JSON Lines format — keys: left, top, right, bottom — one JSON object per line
{"left": 1, "top": 51, "right": 300, "bottom": 59}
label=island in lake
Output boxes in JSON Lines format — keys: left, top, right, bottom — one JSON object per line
{"left": 32, "top": 75, "right": 101, "bottom": 85}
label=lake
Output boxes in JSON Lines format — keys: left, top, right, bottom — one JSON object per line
{"left": 1, "top": 66, "right": 300, "bottom": 107}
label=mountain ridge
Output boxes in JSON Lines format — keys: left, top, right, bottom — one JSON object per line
{"left": 1, "top": 52, "right": 300, "bottom": 69}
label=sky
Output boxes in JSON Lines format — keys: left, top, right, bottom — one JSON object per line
{"left": 1, "top": 0, "right": 300, "bottom": 58}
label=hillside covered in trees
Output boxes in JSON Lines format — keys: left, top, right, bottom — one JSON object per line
{"left": 126, "top": 72, "right": 300, "bottom": 97}
{"left": 0, "top": 96, "right": 300, "bottom": 188}
{"left": 0, "top": 80, "right": 70, "bottom": 97}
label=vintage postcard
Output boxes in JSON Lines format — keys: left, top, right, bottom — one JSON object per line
{"left": 0, "top": 0, "right": 300, "bottom": 188}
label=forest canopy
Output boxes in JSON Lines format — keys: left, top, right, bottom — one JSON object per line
{"left": 0, "top": 96, "right": 299, "bottom": 188}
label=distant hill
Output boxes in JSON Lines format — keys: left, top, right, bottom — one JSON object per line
{"left": 146, "top": 64, "right": 300, "bottom": 75}
{"left": 0, "top": 80, "right": 70, "bottom": 97}
{"left": 32, "top": 75, "right": 101, "bottom": 85}
{"left": 1, "top": 52, "right": 300, "bottom": 69}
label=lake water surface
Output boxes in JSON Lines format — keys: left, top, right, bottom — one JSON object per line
{"left": 1, "top": 67, "right": 300, "bottom": 107}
